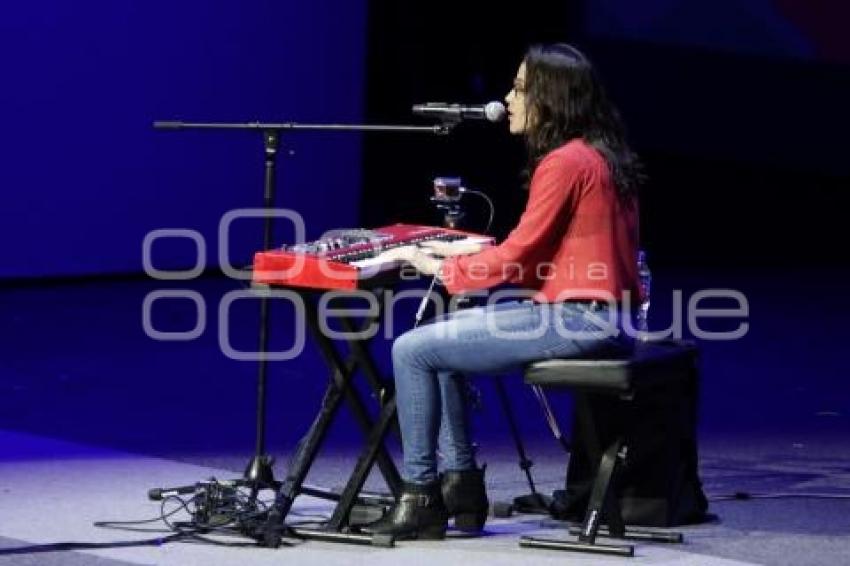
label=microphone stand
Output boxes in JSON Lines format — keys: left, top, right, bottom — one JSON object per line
{"left": 152, "top": 119, "right": 455, "bottom": 498}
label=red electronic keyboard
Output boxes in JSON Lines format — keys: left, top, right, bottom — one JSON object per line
{"left": 252, "top": 223, "right": 493, "bottom": 290}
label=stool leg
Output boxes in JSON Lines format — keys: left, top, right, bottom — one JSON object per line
{"left": 578, "top": 437, "right": 623, "bottom": 544}
{"left": 518, "top": 403, "right": 638, "bottom": 557}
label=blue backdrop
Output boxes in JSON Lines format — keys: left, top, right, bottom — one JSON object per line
{"left": 0, "top": 0, "right": 366, "bottom": 278}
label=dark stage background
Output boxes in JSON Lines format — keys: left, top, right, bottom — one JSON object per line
{"left": 362, "top": 1, "right": 850, "bottom": 269}
{"left": 2, "top": 1, "right": 846, "bottom": 277}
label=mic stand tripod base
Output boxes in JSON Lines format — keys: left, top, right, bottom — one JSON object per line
{"left": 244, "top": 454, "right": 277, "bottom": 488}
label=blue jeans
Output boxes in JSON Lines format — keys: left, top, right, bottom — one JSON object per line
{"left": 392, "top": 300, "right": 631, "bottom": 484}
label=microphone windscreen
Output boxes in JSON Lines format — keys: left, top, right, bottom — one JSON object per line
{"left": 484, "top": 101, "right": 506, "bottom": 122}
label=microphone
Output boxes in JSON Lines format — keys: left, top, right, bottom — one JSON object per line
{"left": 148, "top": 478, "right": 248, "bottom": 501}
{"left": 148, "top": 484, "right": 201, "bottom": 501}
{"left": 412, "top": 101, "right": 506, "bottom": 123}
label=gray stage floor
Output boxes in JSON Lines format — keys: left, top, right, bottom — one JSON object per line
{"left": 1, "top": 274, "right": 849, "bottom": 564}
{"left": 2, "top": 429, "right": 849, "bottom": 566}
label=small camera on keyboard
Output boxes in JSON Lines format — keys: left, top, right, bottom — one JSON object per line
{"left": 431, "top": 176, "right": 463, "bottom": 203}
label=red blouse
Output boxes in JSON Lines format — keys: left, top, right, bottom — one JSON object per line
{"left": 440, "top": 139, "right": 640, "bottom": 303}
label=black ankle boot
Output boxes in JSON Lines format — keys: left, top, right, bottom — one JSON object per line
{"left": 363, "top": 481, "right": 448, "bottom": 540}
{"left": 441, "top": 465, "right": 489, "bottom": 532}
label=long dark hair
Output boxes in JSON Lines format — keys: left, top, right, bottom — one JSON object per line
{"left": 522, "top": 43, "right": 643, "bottom": 200}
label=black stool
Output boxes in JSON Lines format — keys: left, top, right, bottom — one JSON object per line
{"left": 519, "top": 339, "right": 703, "bottom": 557}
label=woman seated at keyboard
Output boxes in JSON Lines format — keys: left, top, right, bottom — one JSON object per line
{"left": 369, "top": 43, "right": 644, "bottom": 540}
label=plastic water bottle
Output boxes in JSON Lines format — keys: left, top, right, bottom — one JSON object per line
{"left": 637, "top": 249, "right": 651, "bottom": 335}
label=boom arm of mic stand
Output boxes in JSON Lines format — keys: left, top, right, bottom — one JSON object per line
{"left": 152, "top": 120, "right": 455, "bottom": 135}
